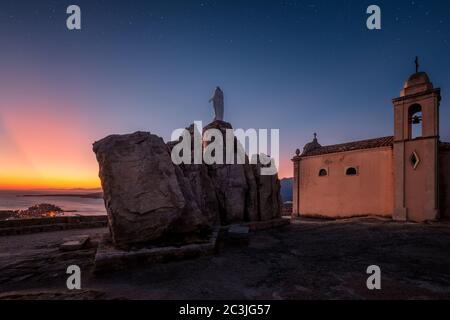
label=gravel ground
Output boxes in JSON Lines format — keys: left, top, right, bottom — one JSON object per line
{"left": 1, "top": 218, "right": 450, "bottom": 300}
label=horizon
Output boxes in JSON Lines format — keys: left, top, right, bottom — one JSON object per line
{"left": 1, "top": 0, "right": 449, "bottom": 189}
{"left": 0, "top": 187, "right": 103, "bottom": 192}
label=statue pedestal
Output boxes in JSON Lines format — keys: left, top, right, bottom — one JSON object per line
{"left": 94, "top": 228, "right": 220, "bottom": 273}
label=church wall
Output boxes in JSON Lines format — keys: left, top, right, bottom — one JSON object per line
{"left": 440, "top": 151, "right": 450, "bottom": 219}
{"left": 298, "top": 147, "right": 394, "bottom": 218}
{"left": 402, "top": 138, "right": 439, "bottom": 221}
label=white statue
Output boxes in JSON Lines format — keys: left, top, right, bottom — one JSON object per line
{"left": 209, "top": 86, "right": 224, "bottom": 121}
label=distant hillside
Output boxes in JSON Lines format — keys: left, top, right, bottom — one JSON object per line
{"left": 280, "top": 178, "right": 293, "bottom": 203}
{"left": 20, "top": 192, "right": 103, "bottom": 199}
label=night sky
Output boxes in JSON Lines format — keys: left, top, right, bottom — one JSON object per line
{"left": 0, "top": 0, "right": 449, "bottom": 188}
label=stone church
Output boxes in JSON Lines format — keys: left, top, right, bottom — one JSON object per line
{"left": 292, "top": 66, "right": 450, "bottom": 222}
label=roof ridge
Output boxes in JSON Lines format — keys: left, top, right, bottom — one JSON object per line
{"left": 320, "top": 136, "right": 394, "bottom": 149}
{"left": 301, "top": 136, "right": 394, "bottom": 157}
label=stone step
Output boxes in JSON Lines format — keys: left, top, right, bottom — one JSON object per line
{"left": 60, "top": 235, "right": 91, "bottom": 251}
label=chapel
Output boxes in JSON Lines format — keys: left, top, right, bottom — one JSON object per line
{"left": 292, "top": 63, "right": 450, "bottom": 222}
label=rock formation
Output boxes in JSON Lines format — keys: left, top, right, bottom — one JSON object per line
{"left": 93, "top": 132, "right": 212, "bottom": 248}
{"left": 93, "top": 121, "right": 282, "bottom": 249}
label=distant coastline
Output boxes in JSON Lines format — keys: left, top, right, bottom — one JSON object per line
{"left": 0, "top": 190, "right": 106, "bottom": 219}
{"left": 18, "top": 192, "right": 103, "bottom": 199}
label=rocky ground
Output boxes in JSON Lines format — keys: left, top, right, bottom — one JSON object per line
{"left": 1, "top": 217, "right": 450, "bottom": 300}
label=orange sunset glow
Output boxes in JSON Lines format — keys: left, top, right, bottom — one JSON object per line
{"left": 0, "top": 108, "right": 292, "bottom": 189}
{"left": 0, "top": 91, "right": 102, "bottom": 190}
{"left": 0, "top": 84, "right": 292, "bottom": 190}
{"left": 0, "top": 110, "right": 291, "bottom": 191}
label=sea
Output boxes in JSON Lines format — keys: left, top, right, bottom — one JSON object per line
{"left": 0, "top": 189, "right": 107, "bottom": 216}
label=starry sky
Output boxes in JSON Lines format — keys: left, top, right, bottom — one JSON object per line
{"left": 0, "top": 0, "right": 449, "bottom": 189}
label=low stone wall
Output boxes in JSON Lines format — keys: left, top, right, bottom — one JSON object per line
{"left": 0, "top": 215, "right": 107, "bottom": 236}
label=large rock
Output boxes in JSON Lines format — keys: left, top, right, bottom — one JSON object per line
{"left": 254, "top": 163, "right": 283, "bottom": 221}
{"left": 168, "top": 123, "right": 220, "bottom": 227}
{"left": 202, "top": 121, "right": 279, "bottom": 224}
{"left": 180, "top": 164, "right": 219, "bottom": 226}
{"left": 203, "top": 121, "right": 252, "bottom": 224}
{"left": 93, "top": 121, "right": 282, "bottom": 248}
{"left": 93, "top": 132, "right": 213, "bottom": 248}
{"left": 171, "top": 165, "right": 216, "bottom": 236}
{"left": 243, "top": 163, "right": 260, "bottom": 222}
{"left": 211, "top": 164, "right": 248, "bottom": 224}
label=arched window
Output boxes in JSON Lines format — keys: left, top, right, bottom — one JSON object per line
{"left": 318, "top": 169, "right": 328, "bottom": 177}
{"left": 409, "top": 104, "right": 423, "bottom": 139}
{"left": 346, "top": 167, "right": 358, "bottom": 176}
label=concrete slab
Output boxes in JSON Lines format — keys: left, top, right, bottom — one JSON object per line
{"left": 228, "top": 225, "right": 250, "bottom": 234}
{"left": 60, "top": 235, "right": 90, "bottom": 251}
{"left": 226, "top": 225, "right": 250, "bottom": 245}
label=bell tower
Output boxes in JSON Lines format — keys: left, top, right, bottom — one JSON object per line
{"left": 392, "top": 58, "right": 441, "bottom": 222}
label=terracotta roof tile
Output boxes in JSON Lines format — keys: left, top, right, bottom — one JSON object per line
{"left": 302, "top": 136, "right": 394, "bottom": 157}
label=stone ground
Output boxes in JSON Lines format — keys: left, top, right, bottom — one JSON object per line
{"left": 1, "top": 217, "right": 450, "bottom": 300}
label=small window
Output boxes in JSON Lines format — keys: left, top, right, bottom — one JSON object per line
{"left": 409, "top": 104, "right": 423, "bottom": 139}
{"left": 346, "top": 167, "right": 358, "bottom": 176}
{"left": 318, "top": 169, "right": 328, "bottom": 177}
